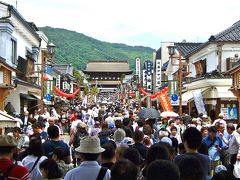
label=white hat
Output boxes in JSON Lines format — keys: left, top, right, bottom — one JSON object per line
{"left": 219, "top": 113, "right": 224, "bottom": 118}
{"left": 202, "top": 114, "right": 208, "bottom": 119}
{"left": 75, "top": 136, "right": 105, "bottom": 154}
{"left": 160, "top": 137, "right": 172, "bottom": 146}
{"left": 120, "top": 137, "right": 134, "bottom": 146}
{"left": 113, "top": 128, "right": 126, "bottom": 142}
{"left": 215, "top": 165, "right": 227, "bottom": 173}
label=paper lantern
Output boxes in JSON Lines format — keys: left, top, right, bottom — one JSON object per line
{"left": 43, "top": 76, "right": 49, "bottom": 81}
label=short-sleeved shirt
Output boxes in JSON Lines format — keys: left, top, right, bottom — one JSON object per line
{"left": 0, "top": 158, "right": 29, "bottom": 180}
{"left": 64, "top": 161, "right": 111, "bottom": 180}
{"left": 43, "top": 140, "right": 70, "bottom": 158}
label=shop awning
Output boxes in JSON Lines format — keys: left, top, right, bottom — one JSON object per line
{"left": 182, "top": 88, "right": 209, "bottom": 103}
{"left": 215, "top": 87, "right": 236, "bottom": 99}
{"left": 20, "top": 93, "right": 38, "bottom": 101}
{"left": 28, "top": 93, "right": 41, "bottom": 100}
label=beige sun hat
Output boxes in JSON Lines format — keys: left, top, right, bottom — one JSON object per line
{"left": 0, "top": 135, "right": 17, "bottom": 147}
{"left": 75, "top": 136, "right": 105, "bottom": 154}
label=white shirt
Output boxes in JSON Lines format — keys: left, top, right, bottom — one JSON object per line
{"left": 222, "top": 131, "right": 240, "bottom": 155}
{"left": 22, "top": 155, "right": 47, "bottom": 180}
{"left": 23, "top": 116, "right": 28, "bottom": 125}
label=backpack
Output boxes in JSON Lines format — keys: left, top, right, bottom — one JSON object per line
{"left": 0, "top": 164, "right": 17, "bottom": 180}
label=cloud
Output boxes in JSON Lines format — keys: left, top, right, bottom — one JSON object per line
{"left": 6, "top": 0, "right": 240, "bottom": 48}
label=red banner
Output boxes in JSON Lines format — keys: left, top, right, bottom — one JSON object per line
{"left": 54, "top": 87, "right": 80, "bottom": 98}
{"left": 158, "top": 87, "right": 173, "bottom": 111}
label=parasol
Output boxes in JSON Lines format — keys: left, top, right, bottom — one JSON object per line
{"left": 137, "top": 108, "right": 160, "bottom": 119}
{"left": 160, "top": 111, "right": 179, "bottom": 117}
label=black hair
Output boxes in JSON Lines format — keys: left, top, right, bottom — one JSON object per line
{"left": 53, "top": 147, "right": 67, "bottom": 160}
{"left": 0, "top": 146, "right": 16, "bottom": 154}
{"left": 170, "top": 137, "right": 178, "bottom": 154}
{"left": 200, "top": 127, "right": 208, "bottom": 133}
{"left": 39, "top": 159, "right": 62, "bottom": 179}
{"left": 28, "top": 137, "right": 44, "bottom": 157}
{"left": 101, "top": 143, "right": 115, "bottom": 161}
{"left": 227, "top": 123, "right": 235, "bottom": 131}
{"left": 136, "top": 120, "right": 144, "bottom": 127}
{"left": 198, "top": 142, "right": 208, "bottom": 155}
{"left": 122, "top": 118, "right": 131, "bottom": 126}
{"left": 209, "top": 126, "right": 217, "bottom": 133}
{"left": 146, "top": 143, "right": 171, "bottom": 165}
{"left": 236, "top": 123, "right": 240, "bottom": 130}
{"left": 32, "top": 122, "right": 42, "bottom": 129}
{"left": 178, "top": 155, "right": 204, "bottom": 180}
{"left": 170, "top": 126, "right": 177, "bottom": 132}
{"left": 133, "top": 130, "right": 144, "bottom": 143}
{"left": 13, "top": 127, "right": 21, "bottom": 133}
{"left": 168, "top": 120, "right": 174, "bottom": 126}
{"left": 115, "top": 120, "right": 122, "bottom": 128}
{"left": 111, "top": 159, "right": 138, "bottom": 180}
{"left": 146, "top": 160, "right": 180, "bottom": 180}
{"left": 47, "top": 126, "right": 59, "bottom": 139}
{"left": 212, "top": 170, "right": 235, "bottom": 180}
{"left": 80, "top": 153, "right": 99, "bottom": 161}
{"left": 123, "top": 147, "right": 141, "bottom": 166}
{"left": 178, "top": 143, "right": 186, "bottom": 154}
{"left": 182, "top": 127, "right": 202, "bottom": 149}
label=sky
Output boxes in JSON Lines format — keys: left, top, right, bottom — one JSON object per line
{"left": 6, "top": 0, "right": 240, "bottom": 49}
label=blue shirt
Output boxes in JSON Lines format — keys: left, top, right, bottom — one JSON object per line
{"left": 43, "top": 140, "right": 70, "bottom": 158}
{"left": 203, "top": 135, "right": 223, "bottom": 161}
{"left": 203, "top": 135, "right": 223, "bottom": 149}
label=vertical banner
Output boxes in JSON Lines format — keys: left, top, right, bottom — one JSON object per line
{"left": 135, "top": 58, "right": 141, "bottom": 83}
{"left": 158, "top": 93, "right": 173, "bottom": 112}
{"left": 192, "top": 89, "right": 207, "bottom": 114}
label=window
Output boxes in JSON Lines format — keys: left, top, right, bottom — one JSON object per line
{"left": 194, "top": 59, "right": 206, "bottom": 77}
{"left": 11, "top": 39, "right": 17, "bottom": 64}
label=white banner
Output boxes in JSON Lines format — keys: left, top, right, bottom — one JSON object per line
{"left": 192, "top": 89, "right": 207, "bottom": 115}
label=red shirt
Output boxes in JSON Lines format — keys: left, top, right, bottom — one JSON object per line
{"left": 0, "top": 159, "right": 29, "bottom": 180}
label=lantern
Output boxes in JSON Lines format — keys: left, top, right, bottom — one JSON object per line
{"left": 43, "top": 76, "right": 49, "bottom": 81}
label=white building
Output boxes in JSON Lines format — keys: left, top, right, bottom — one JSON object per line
{"left": 182, "top": 20, "right": 240, "bottom": 121}
{"left": 0, "top": 1, "right": 51, "bottom": 114}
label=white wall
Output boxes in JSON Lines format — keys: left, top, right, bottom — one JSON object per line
{"left": 188, "top": 43, "right": 240, "bottom": 77}
{"left": 161, "top": 42, "right": 174, "bottom": 64}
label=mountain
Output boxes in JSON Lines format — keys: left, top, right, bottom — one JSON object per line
{"left": 39, "top": 26, "right": 155, "bottom": 70}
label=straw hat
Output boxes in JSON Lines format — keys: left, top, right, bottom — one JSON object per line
{"left": 113, "top": 128, "right": 126, "bottom": 142}
{"left": 77, "top": 122, "right": 87, "bottom": 129}
{"left": 75, "top": 136, "right": 105, "bottom": 154}
{"left": 0, "top": 135, "right": 17, "bottom": 147}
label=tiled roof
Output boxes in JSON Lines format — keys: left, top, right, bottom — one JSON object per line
{"left": 209, "top": 20, "right": 240, "bottom": 42}
{"left": 83, "top": 61, "right": 132, "bottom": 73}
{"left": 187, "top": 20, "right": 240, "bottom": 57}
{"left": 161, "top": 61, "right": 169, "bottom": 71}
{"left": 53, "top": 64, "right": 73, "bottom": 75}
{"left": 175, "top": 43, "right": 203, "bottom": 58}
{"left": 156, "top": 47, "right": 161, "bottom": 59}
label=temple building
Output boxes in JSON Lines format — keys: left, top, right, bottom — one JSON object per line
{"left": 83, "top": 61, "right": 132, "bottom": 92}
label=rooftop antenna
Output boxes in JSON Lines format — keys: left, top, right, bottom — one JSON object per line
{"left": 16, "top": 0, "right": 18, "bottom": 9}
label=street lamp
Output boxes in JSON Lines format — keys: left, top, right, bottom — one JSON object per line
{"left": 40, "top": 42, "right": 56, "bottom": 112}
{"left": 47, "top": 42, "right": 56, "bottom": 58}
{"left": 168, "top": 45, "right": 183, "bottom": 116}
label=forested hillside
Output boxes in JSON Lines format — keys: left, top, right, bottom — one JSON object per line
{"left": 40, "top": 26, "right": 155, "bottom": 70}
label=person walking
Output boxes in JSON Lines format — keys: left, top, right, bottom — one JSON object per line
{"left": 64, "top": 136, "right": 110, "bottom": 180}
{"left": 0, "top": 135, "right": 29, "bottom": 180}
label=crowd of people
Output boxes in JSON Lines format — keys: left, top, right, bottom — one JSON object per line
{"left": 1, "top": 102, "right": 240, "bottom": 180}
